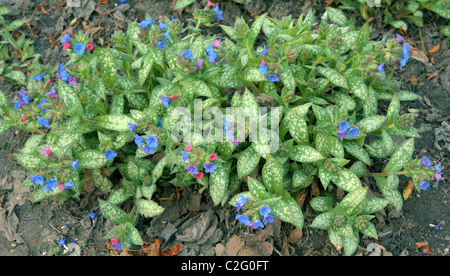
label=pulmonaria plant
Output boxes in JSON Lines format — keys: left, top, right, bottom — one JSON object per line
{"left": 0, "top": 3, "right": 441, "bottom": 255}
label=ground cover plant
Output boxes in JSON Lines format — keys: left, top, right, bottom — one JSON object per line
{"left": 0, "top": 0, "right": 444, "bottom": 256}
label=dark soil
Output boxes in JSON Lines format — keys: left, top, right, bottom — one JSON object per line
{"left": 0, "top": 0, "right": 448, "bottom": 256}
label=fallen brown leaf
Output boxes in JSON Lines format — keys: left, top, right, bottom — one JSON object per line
{"left": 409, "top": 46, "right": 431, "bottom": 66}
{"left": 402, "top": 180, "right": 414, "bottom": 200}
{"left": 428, "top": 43, "right": 440, "bottom": 54}
{"left": 409, "top": 74, "right": 419, "bottom": 86}
{"left": 416, "top": 242, "right": 431, "bottom": 254}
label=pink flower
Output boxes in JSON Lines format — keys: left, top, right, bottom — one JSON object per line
{"left": 46, "top": 79, "right": 51, "bottom": 85}
{"left": 213, "top": 39, "right": 221, "bottom": 48}
{"left": 63, "top": 42, "right": 71, "bottom": 50}
{"left": 86, "top": 43, "right": 94, "bottom": 51}
{"left": 262, "top": 57, "right": 267, "bottom": 65}
{"left": 59, "top": 183, "right": 65, "bottom": 191}
{"left": 207, "top": 0, "right": 215, "bottom": 7}
{"left": 435, "top": 173, "right": 442, "bottom": 183}
{"left": 68, "top": 76, "right": 77, "bottom": 86}
{"left": 185, "top": 165, "right": 189, "bottom": 170}
{"left": 231, "top": 137, "right": 238, "bottom": 146}
{"left": 172, "top": 96, "right": 177, "bottom": 100}
{"left": 194, "top": 172, "right": 204, "bottom": 179}
{"left": 185, "top": 142, "right": 192, "bottom": 151}
{"left": 209, "top": 153, "right": 217, "bottom": 160}
{"left": 41, "top": 146, "right": 52, "bottom": 155}
{"left": 111, "top": 237, "right": 119, "bottom": 244}
{"left": 21, "top": 117, "right": 28, "bottom": 122}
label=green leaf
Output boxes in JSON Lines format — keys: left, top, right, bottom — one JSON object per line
{"left": 347, "top": 76, "right": 368, "bottom": 101}
{"left": 359, "top": 198, "right": 389, "bottom": 215}
{"left": 338, "top": 187, "right": 368, "bottom": 217}
{"left": 138, "top": 51, "right": 154, "bottom": 86}
{"left": 343, "top": 141, "right": 372, "bottom": 166}
{"left": 174, "top": 0, "right": 196, "bottom": 10}
{"left": 383, "top": 138, "right": 414, "bottom": 173}
{"left": 99, "top": 48, "right": 117, "bottom": 87}
{"left": 59, "top": 81, "right": 83, "bottom": 116}
{"left": 124, "top": 222, "right": 144, "bottom": 246}
{"left": 386, "top": 94, "right": 400, "bottom": 127}
{"left": 332, "top": 168, "right": 362, "bottom": 192}
{"left": 136, "top": 198, "right": 165, "bottom": 218}
{"left": 243, "top": 67, "right": 267, "bottom": 82}
{"left": 109, "top": 187, "right": 133, "bottom": 205}
{"left": 292, "top": 170, "right": 312, "bottom": 189}
{"left": 316, "top": 67, "right": 348, "bottom": 89}
{"left": 94, "top": 114, "right": 137, "bottom": 132}
{"left": 247, "top": 177, "right": 270, "bottom": 200}
{"left": 75, "top": 149, "right": 108, "bottom": 169}
{"left": 0, "top": 120, "right": 14, "bottom": 136}
{"left": 356, "top": 23, "right": 370, "bottom": 53}
{"left": 357, "top": 115, "right": 386, "bottom": 133}
{"left": 271, "top": 192, "right": 304, "bottom": 229}
{"left": 248, "top": 13, "right": 267, "bottom": 47}
{"left": 15, "top": 153, "right": 43, "bottom": 170}
{"left": 374, "top": 176, "right": 403, "bottom": 211}
{"left": 310, "top": 197, "right": 334, "bottom": 212}
{"left": 318, "top": 167, "right": 332, "bottom": 189}
{"left": 262, "top": 154, "right": 283, "bottom": 195}
{"left": 326, "top": 7, "right": 348, "bottom": 26}
{"left": 310, "top": 211, "right": 333, "bottom": 229}
{"left": 237, "top": 146, "right": 260, "bottom": 179}
{"left": 343, "top": 234, "right": 359, "bottom": 256}
{"left": 209, "top": 162, "right": 231, "bottom": 205}
{"left": 289, "top": 145, "right": 325, "bottom": 163}
{"left": 98, "top": 199, "right": 129, "bottom": 224}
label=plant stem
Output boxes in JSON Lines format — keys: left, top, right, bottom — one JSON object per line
{"left": 367, "top": 170, "right": 417, "bottom": 177}
{"left": 3, "top": 114, "right": 45, "bottom": 135}
{"left": 190, "top": 19, "right": 202, "bottom": 43}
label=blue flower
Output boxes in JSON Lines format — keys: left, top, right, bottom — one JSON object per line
{"left": 38, "top": 98, "right": 47, "bottom": 113}
{"left": 157, "top": 119, "right": 162, "bottom": 127}
{"left": 64, "top": 181, "right": 75, "bottom": 190}
{"left": 266, "top": 74, "right": 279, "bottom": 82}
{"left": 181, "top": 151, "right": 189, "bottom": 162}
{"left": 73, "top": 42, "right": 86, "bottom": 55}
{"left": 259, "top": 61, "right": 268, "bottom": 76}
{"left": 105, "top": 150, "right": 117, "bottom": 160}
{"left": 337, "top": 131, "right": 347, "bottom": 138}
{"left": 187, "top": 165, "right": 198, "bottom": 175}
{"left": 420, "top": 181, "right": 430, "bottom": 191}
{"left": 128, "top": 123, "right": 136, "bottom": 132}
{"left": 115, "top": 0, "right": 127, "bottom": 7}
{"left": 214, "top": 4, "right": 223, "bottom": 21}
{"left": 57, "top": 239, "right": 66, "bottom": 246}
{"left": 400, "top": 43, "right": 410, "bottom": 70}
{"left": 163, "top": 29, "right": 172, "bottom": 42}
{"left": 250, "top": 219, "right": 264, "bottom": 229}
{"left": 142, "top": 145, "right": 155, "bottom": 155}
{"left": 158, "top": 20, "right": 167, "bottom": 30}
{"left": 236, "top": 194, "right": 247, "bottom": 212}
{"left": 60, "top": 34, "right": 71, "bottom": 44}
{"left": 236, "top": 214, "right": 250, "bottom": 226}
{"left": 347, "top": 127, "right": 359, "bottom": 138}
{"left": 179, "top": 49, "right": 195, "bottom": 60}
{"left": 138, "top": 17, "right": 155, "bottom": 29}
{"left": 58, "top": 70, "right": 71, "bottom": 82}
{"left": 259, "top": 205, "right": 271, "bottom": 217}
{"left": 146, "top": 134, "right": 158, "bottom": 148}
{"left": 42, "top": 178, "right": 58, "bottom": 192}
{"left": 33, "top": 73, "right": 45, "bottom": 81}
{"left": 339, "top": 121, "right": 351, "bottom": 132}
{"left": 161, "top": 95, "right": 170, "bottom": 107}
{"left": 421, "top": 156, "right": 431, "bottom": 167}
{"left": 206, "top": 44, "right": 218, "bottom": 64}
{"left": 259, "top": 45, "right": 267, "bottom": 57}
{"left": 111, "top": 241, "right": 122, "bottom": 251}
{"left": 263, "top": 215, "right": 274, "bottom": 225}
{"left": 30, "top": 175, "right": 44, "bottom": 185}
{"left": 88, "top": 212, "right": 97, "bottom": 220}
{"left": 377, "top": 63, "right": 385, "bottom": 73}
{"left": 204, "top": 162, "right": 217, "bottom": 173}
{"left": 223, "top": 119, "right": 234, "bottom": 140}
{"left": 36, "top": 116, "right": 51, "bottom": 128}
{"left": 71, "top": 159, "right": 79, "bottom": 172}
{"left": 396, "top": 33, "right": 405, "bottom": 42}
{"left": 158, "top": 40, "right": 166, "bottom": 50}
{"left": 46, "top": 89, "right": 57, "bottom": 99}
{"left": 134, "top": 134, "right": 144, "bottom": 147}
{"left": 435, "top": 162, "right": 442, "bottom": 173}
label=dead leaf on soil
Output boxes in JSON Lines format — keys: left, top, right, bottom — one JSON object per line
{"left": 402, "top": 180, "right": 414, "bottom": 200}
{"left": 409, "top": 46, "right": 431, "bottom": 66}
{"left": 428, "top": 43, "right": 440, "bottom": 54}
{"left": 416, "top": 242, "right": 431, "bottom": 254}
{"left": 409, "top": 74, "right": 419, "bottom": 86}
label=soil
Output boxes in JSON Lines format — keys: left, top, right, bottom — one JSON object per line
{"left": 0, "top": 0, "right": 448, "bottom": 257}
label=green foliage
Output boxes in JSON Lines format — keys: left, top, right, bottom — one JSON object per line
{"left": 1, "top": 3, "right": 434, "bottom": 255}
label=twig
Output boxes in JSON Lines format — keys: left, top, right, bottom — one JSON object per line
{"left": 267, "top": 0, "right": 277, "bottom": 15}
{"left": 418, "top": 27, "right": 427, "bottom": 57}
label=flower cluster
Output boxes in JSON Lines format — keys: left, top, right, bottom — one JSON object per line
{"left": 223, "top": 119, "right": 239, "bottom": 145}
{"left": 258, "top": 46, "right": 279, "bottom": 82}
{"left": 60, "top": 33, "right": 93, "bottom": 55}
{"left": 235, "top": 195, "right": 274, "bottom": 229}
{"left": 419, "top": 156, "right": 444, "bottom": 190}
{"left": 13, "top": 88, "right": 29, "bottom": 110}
{"left": 181, "top": 143, "right": 218, "bottom": 180}
{"left": 336, "top": 120, "right": 359, "bottom": 138}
